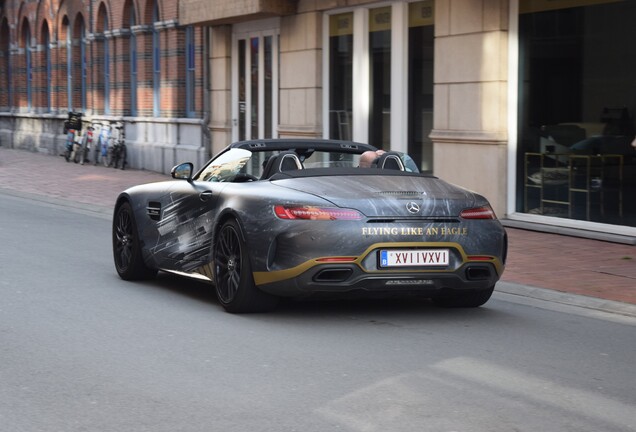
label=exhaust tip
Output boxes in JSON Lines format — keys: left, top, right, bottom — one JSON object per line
{"left": 465, "top": 266, "right": 492, "bottom": 281}
{"left": 313, "top": 268, "right": 353, "bottom": 283}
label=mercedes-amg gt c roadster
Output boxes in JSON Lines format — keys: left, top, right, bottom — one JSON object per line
{"left": 112, "top": 139, "right": 507, "bottom": 313}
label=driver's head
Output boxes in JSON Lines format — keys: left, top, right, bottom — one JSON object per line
{"left": 358, "top": 150, "right": 385, "bottom": 168}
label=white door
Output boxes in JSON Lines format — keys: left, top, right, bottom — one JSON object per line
{"left": 232, "top": 20, "right": 279, "bottom": 142}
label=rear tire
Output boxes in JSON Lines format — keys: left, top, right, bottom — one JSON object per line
{"left": 433, "top": 286, "right": 495, "bottom": 308}
{"left": 113, "top": 202, "right": 158, "bottom": 280}
{"left": 214, "top": 219, "right": 278, "bottom": 313}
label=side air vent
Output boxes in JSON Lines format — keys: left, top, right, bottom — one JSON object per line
{"left": 147, "top": 202, "right": 162, "bottom": 221}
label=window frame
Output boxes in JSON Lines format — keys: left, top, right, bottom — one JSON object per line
{"left": 322, "top": 3, "right": 410, "bottom": 153}
{"left": 152, "top": 3, "right": 161, "bottom": 117}
{"left": 185, "top": 25, "right": 195, "bottom": 118}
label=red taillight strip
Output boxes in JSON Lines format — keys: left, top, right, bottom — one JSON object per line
{"left": 467, "top": 255, "right": 495, "bottom": 261}
{"left": 460, "top": 206, "right": 496, "bottom": 220}
{"left": 274, "top": 205, "right": 362, "bottom": 220}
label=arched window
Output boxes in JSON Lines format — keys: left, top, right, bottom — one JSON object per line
{"left": 65, "top": 18, "right": 72, "bottom": 111}
{"left": 128, "top": 5, "right": 137, "bottom": 116}
{"left": 1, "top": 20, "right": 11, "bottom": 110}
{"left": 185, "top": 26, "right": 195, "bottom": 118}
{"left": 42, "top": 23, "right": 51, "bottom": 111}
{"left": 152, "top": 2, "right": 160, "bottom": 117}
{"left": 79, "top": 19, "right": 87, "bottom": 110}
{"left": 103, "top": 13, "right": 110, "bottom": 114}
{"left": 72, "top": 17, "right": 87, "bottom": 111}
{"left": 22, "top": 21, "right": 32, "bottom": 111}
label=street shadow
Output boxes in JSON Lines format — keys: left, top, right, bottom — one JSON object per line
{"left": 273, "top": 296, "right": 509, "bottom": 322}
{"left": 129, "top": 271, "right": 220, "bottom": 306}
{"left": 128, "top": 271, "right": 509, "bottom": 323}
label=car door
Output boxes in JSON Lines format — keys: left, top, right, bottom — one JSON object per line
{"left": 142, "top": 179, "right": 224, "bottom": 272}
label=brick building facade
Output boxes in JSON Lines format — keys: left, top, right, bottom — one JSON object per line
{"left": 0, "top": 0, "right": 208, "bottom": 172}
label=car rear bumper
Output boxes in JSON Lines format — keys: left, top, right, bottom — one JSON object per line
{"left": 256, "top": 261, "right": 500, "bottom": 298}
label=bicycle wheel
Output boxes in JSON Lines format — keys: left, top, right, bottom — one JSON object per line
{"left": 111, "top": 146, "right": 120, "bottom": 169}
{"left": 104, "top": 147, "right": 111, "bottom": 167}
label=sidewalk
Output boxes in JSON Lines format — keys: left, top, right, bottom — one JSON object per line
{"left": 1, "top": 147, "right": 634, "bottom": 307}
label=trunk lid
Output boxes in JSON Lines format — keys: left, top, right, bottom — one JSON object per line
{"left": 273, "top": 175, "right": 478, "bottom": 218}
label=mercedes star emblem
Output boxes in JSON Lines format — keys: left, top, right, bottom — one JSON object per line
{"left": 406, "top": 202, "right": 420, "bottom": 214}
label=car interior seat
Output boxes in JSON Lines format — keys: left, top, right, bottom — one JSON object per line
{"left": 374, "top": 152, "right": 405, "bottom": 170}
{"left": 260, "top": 151, "right": 303, "bottom": 179}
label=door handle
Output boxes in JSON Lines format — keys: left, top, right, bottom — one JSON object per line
{"left": 199, "top": 190, "right": 214, "bottom": 202}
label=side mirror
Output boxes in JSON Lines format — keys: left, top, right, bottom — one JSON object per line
{"left": 171, "top": 162, "right": 194, "bottom": 182}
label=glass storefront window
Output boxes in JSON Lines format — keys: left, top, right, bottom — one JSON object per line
{"left": 518, "top": 1, "right": 636, "bottom": 227}
{"left": 264, "top": 36, "right": 273, "bottom": 139}
{"left": 238, "top": 39, "right": 246, "bottom": 141}
{"left": 250, "top": 37, "right": 259, "bottom": 140}
{"left": 408, "top": 1, "right": 434, "bottom": 173}
{"left": 326, "top": 3, "right": 435, "bottom": 172}
{"left": 234, "top": 25, "right": 278, "bottom": 143}
{"left": 328, "top": 13, "right": 353, "bottom": 141}
{"left": 369, "top": 7, "right": 391, "bottom": 149}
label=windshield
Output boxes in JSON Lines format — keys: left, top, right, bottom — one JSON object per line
{"left": 196, "top": 148, "right": 252, "bottom": 182}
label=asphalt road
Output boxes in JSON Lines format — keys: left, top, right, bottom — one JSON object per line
{"left": 1, "top": 193, "right": 635, "bottom": 432}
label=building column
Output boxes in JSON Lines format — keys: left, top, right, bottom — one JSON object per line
{"left": 209, "top": 25, "right": 232, "bottom": 155}
{"left": 278, "top": 11, "right": 323, "bottom": 138}
{"left": 430, "top": 0, "right": 509, "bottom": 217}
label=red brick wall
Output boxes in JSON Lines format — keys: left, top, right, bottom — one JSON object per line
{"left": 0, "top": 0, "right": 204, "bottom": 118}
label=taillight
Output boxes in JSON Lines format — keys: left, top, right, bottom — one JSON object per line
{"left": 274, "top": 205, "right": 362, "bottom": 220}
{"left": 467, "top": 255, "right": 494, "bottom": 261}
{"left": 460, "top": 205, "right": 496, "bottom": 220}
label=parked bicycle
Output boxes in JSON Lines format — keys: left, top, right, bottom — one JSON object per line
{"left": 63, "top": 111, "right": 83, "bottom": 163}
{"left": 93, "top": 122, "right": 111, "bottom": 167}
{"left": 78, "top": 124, "right": 95, "bottom": 165}
{"left": 69, "top": 129, "right": 85, "bottom": 164}
{"left": 109, "top": 122, "right": 127, "bottom": 170}
{"left": 69, "top": 120, "right": 97, "bottom": 165}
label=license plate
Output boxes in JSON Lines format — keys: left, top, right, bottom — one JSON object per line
{"left": 379, "top": 249, "right": 449, "bottom": 268}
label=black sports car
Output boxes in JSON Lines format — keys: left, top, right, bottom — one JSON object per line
{"left": 113, "top": 139, "right": 507, "bottom": 313}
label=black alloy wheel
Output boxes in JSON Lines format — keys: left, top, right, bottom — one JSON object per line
{"left": 214, "top": 219, "right": 278, "bottom": 313}
{"left": 112, "top": 202, "right": 157, "bottom": 280}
